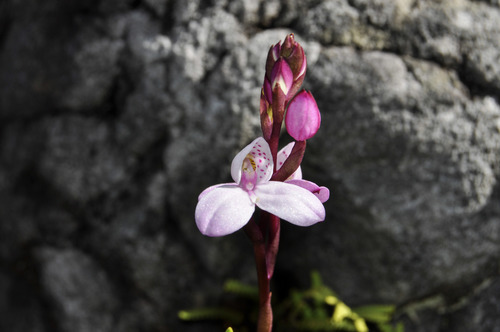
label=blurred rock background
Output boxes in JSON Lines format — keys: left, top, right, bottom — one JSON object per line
{"left": 1, "top": 0, "right": 499, "bottom": 331}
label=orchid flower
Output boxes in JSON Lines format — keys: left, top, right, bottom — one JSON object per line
{"left": 277, "top": 142, "right": 330, "bottom": 203}
{"left": 195, "top": 137, "right": 325, "bottom": 237}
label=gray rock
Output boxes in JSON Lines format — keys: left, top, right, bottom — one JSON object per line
{"left": 282, "top": 46, "right": 500, "bottom": 304}
{"left": 1, "top": 0, "right": 500, "bottom": 331}
{"left": 36, "top": 248, "right": 118, "bottom": 332}
{"left": 446, "top": 278, "right": 500, "bottom": 332}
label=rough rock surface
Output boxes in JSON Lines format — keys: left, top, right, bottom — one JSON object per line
{"left": 1, "top": 0, "right": 499, "bottom": 331}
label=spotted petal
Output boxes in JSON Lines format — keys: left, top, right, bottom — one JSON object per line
{"left": 231, "top": 137, "right": 273, "bottom": 185}
{"left": 195, "top": 184, "right": 255, "bottom": 237}
{"left": 254, "top": 181, "right": 325, "bottom": 226}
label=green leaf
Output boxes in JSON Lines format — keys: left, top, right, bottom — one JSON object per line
{"left": 378, "top": 322, "right": 405, "bottom": 332}
{"left": 353, "top": 305, "right": 395, "bottom": 323}
{"left": 332, "top": 302, "right": 352, "bottom": 323}
{"left": 310, "top": 270, "right": 324, "bottom": 289}
{"left": 178, "top": 308, "right": 244, "bottom": 324}
{"left": 354, "top": 318, "right": 368, "bottom": 332}
{"left": 224, "top": 279, "right": 259, "bottom": 300}
{"left": 225, "top": 328, "right": 234, "bottom": 332}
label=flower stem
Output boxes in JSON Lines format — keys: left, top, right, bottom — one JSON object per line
{"left": 266, "top": 214, "right": 280, "bottom": 280}
{"left": 244, "top": 216, "right": 278, "bottom": 332}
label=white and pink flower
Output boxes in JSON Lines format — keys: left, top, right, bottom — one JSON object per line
{"left": 195, "top": 137, "right": 326, "bottom": 237}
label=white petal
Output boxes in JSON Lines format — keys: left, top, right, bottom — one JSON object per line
{"left": 277, "top": 142, "right": 295, "bottom": 169}
{"left": 277, "top": 142, "right": 302, "bottom": 180}
{"left": 254, "top": 181, "right": 325, "bottom": 226}
{"left": 198, "top": 183, "right": 237, "bottom": 200}
{"left": 290, "top": 166, "right": 302, "bottom": 180}
{"left": 230, "top": 137, "right": 273, "bottom": 184}
{"left": 231, "top": 139, "right": 257, "bottom": 184}
{"left": 195, "top": 184, "right": 255, "bottom": 237}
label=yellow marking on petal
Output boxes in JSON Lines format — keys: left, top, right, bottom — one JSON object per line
{"left": 249, "top": 156, "right": 256, "bottom": 171}
{"left": 242, "top": 155, "right": 256, "bottom": 172}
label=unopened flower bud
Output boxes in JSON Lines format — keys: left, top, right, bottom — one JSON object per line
{"left": 271, "top": 58, "right": 293, "bottom": 97}
{"left": 259, "top": 88, "right": 273, "bottom": 140}
{"left": 285, "top": 91, "right": 321, "bottom": 141}
{"left": 263, "top": 77, "right": 272, "bottom": 104}
{"left": 265, "top": 43, "right": 281, "bottom": 81}
{"left": 281, "top": 34, "right": 295, "bottom": 57}
{"left": 281, "top": 34, "right": 306, "bottom": 98}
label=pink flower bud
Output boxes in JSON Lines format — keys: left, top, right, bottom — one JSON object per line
{"left": 263, "top": 77, "right": 272, "bottom": 104}
{"left": 271, "top": 58, "right": 293, "bottom": 97}
{"left": 264, "top": 34, "right": 307, "bottom": 101}
{"left": 281, "top": 34, "right": 306, "bottom": 82}
{"left": 285, "top": 91, "right": 321, "bottom": 141}
{"left": 281, "top": 34, "right": 295, "bottom": 57}
{"left": 265, "top": 43, "right": 281, "bottom": 80}
{"left": 259, "top": 88, "right": 273, "bottom": 140}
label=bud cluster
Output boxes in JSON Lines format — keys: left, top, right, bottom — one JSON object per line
{"left": 259, "top": 34, "right": 322, "bottom": 178}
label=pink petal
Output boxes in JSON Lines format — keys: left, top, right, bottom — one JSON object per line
{"left": 263, "top": 78, "right": 272, "bottom": 103}
{"left": 271, "top": 58, "right": 294, "bottom": 96}
{"left": 254, "top": 181, "right": 325, "bottom": 226}
{"left": 195, "top": 185, "right": 255, "bottom": 237}
{"left": 286, "top": 179, "right": 330, "bottom": 203}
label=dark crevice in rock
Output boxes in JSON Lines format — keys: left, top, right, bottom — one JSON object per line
{"left": 199, "top": 0, "right": 218, "bottom": 13}
{"left": 0, "top": 1, "right": 12, "bottom": 51}
{"left": 472, "top": 0, "right": 500, "bottom": 7}
{"left": 101, "top": 49, "right": 136, "bottom": 122}
{"left": 161, "top": 0, "right": 178, "bottom": 35}
{"left": 0, "top": 242, "right": 62, "bottom": 332}
{"left": 457, "top": 54, "right": 500, "bottom": 101}
{"left": 161, "top": 1, "right": 175, "bottom": 36}
{"left": 139, "top": 0, "right": 163, "bottom": 19}
{"left": 130, "top": 0, "right": 142, "bottom": 10}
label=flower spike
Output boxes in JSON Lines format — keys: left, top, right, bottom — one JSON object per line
{"left": 194, "top": 34, "right": 329, "bottom": 332}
